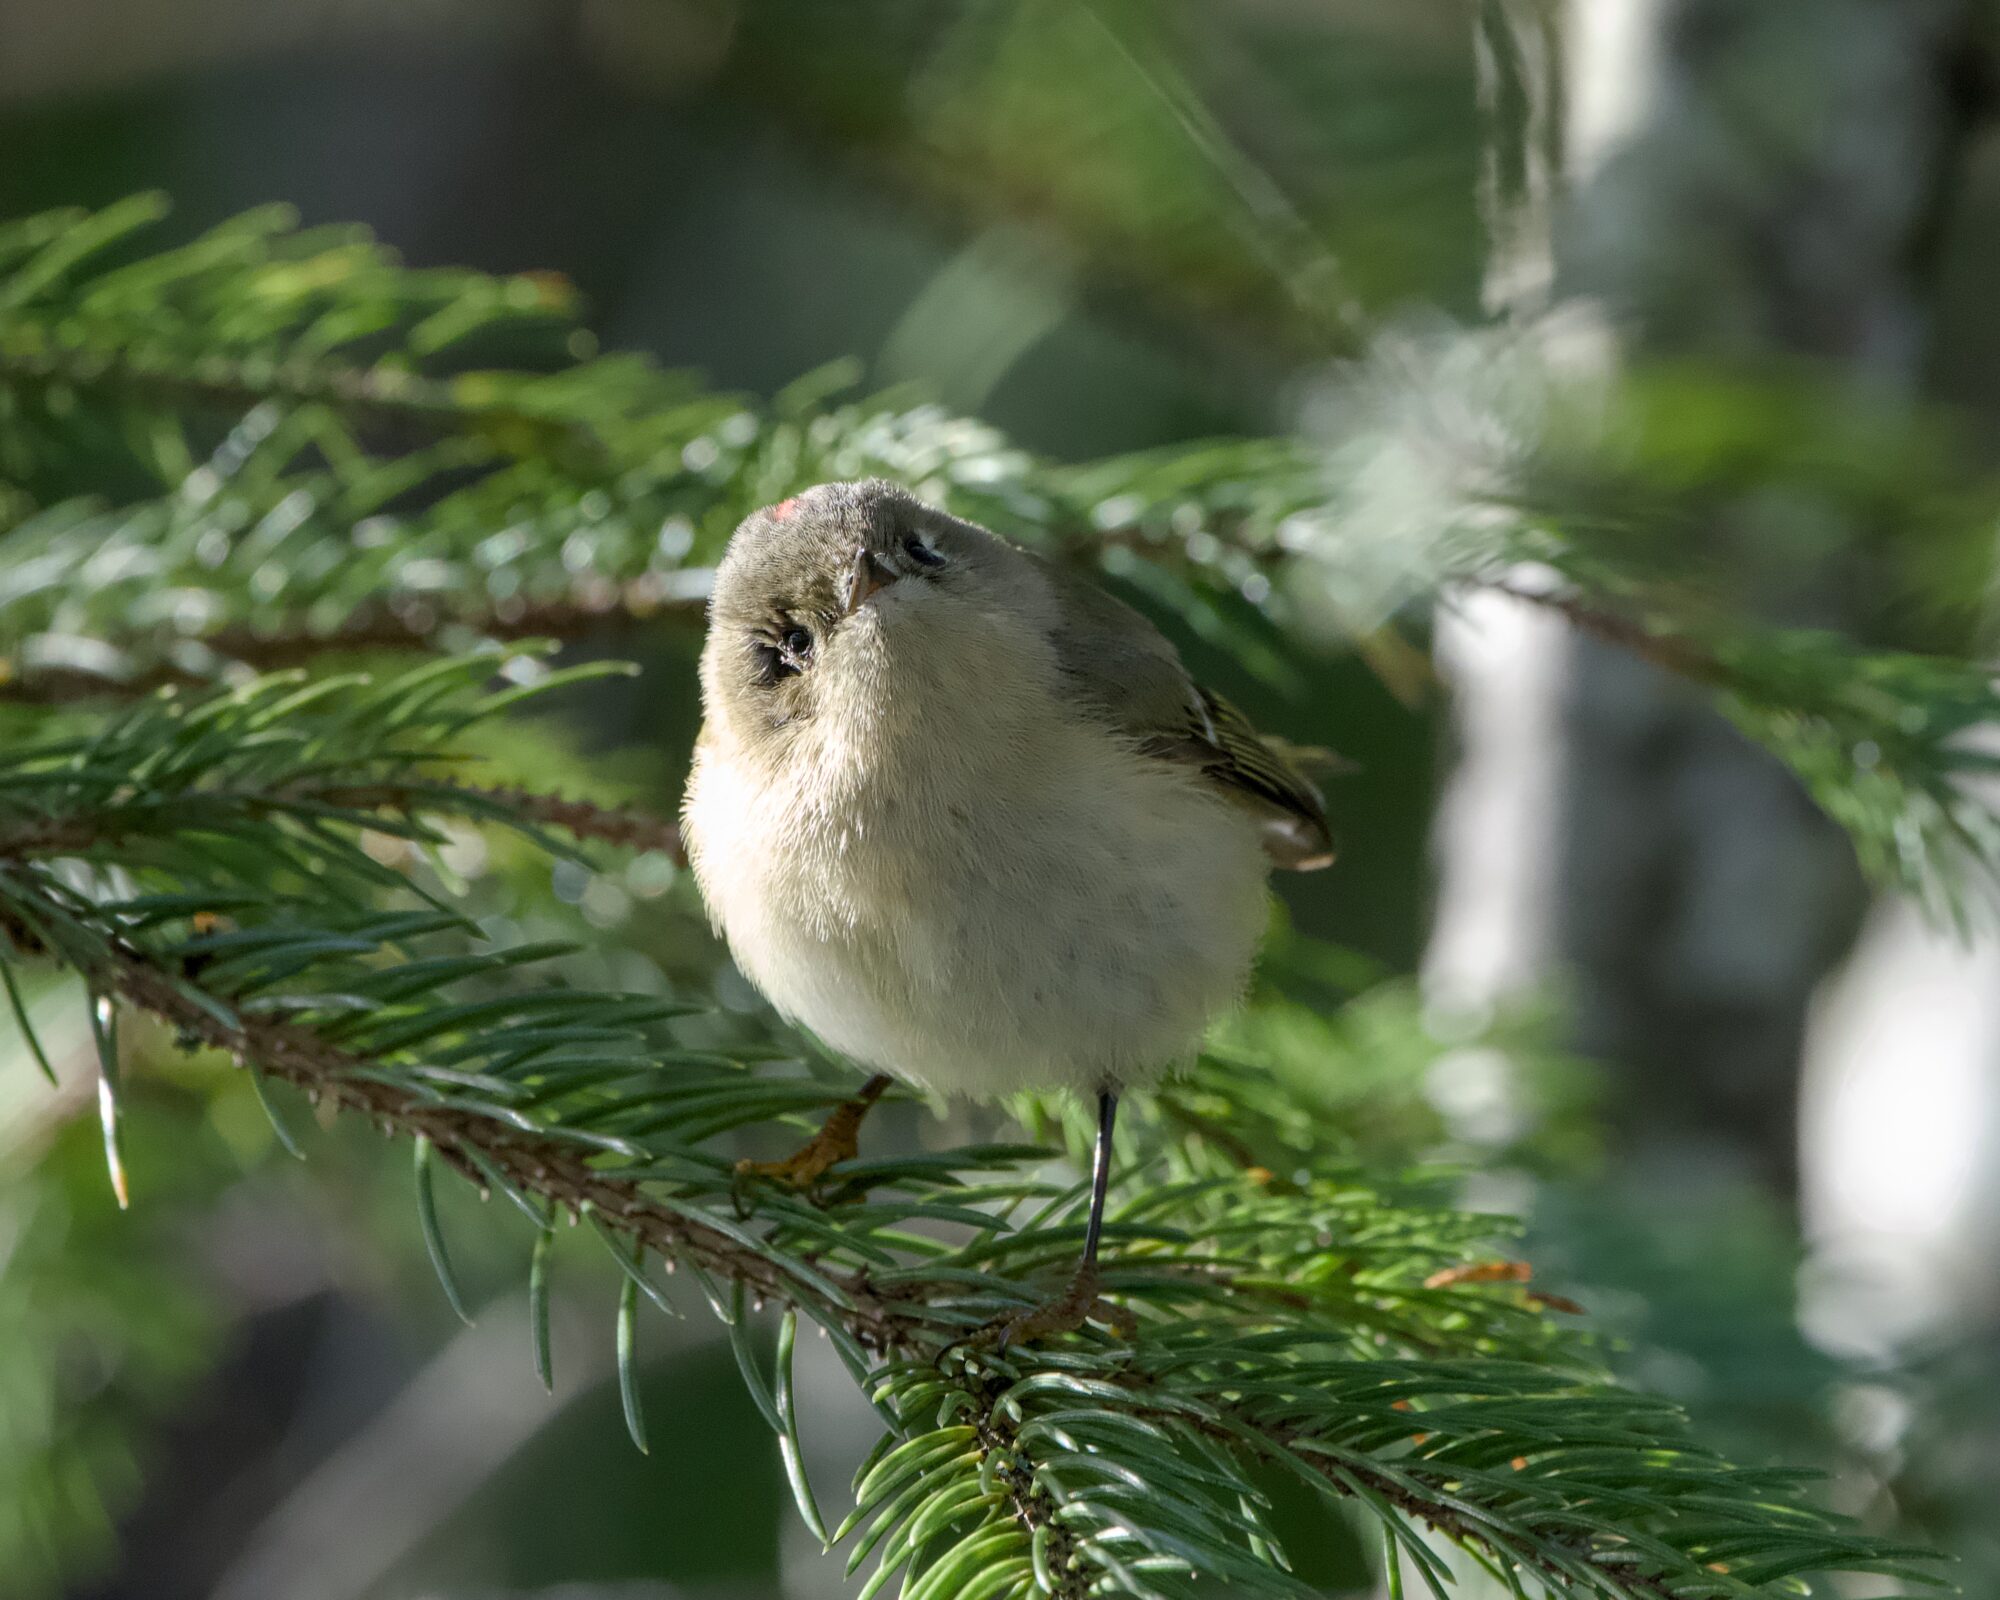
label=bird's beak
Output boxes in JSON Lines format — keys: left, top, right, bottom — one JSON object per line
{"left": 840, "top": 545, "right": 896, "bottom": 617}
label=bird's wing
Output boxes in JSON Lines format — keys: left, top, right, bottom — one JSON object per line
{"left": 1036, "top": 554, "right": 1336, "bottom": 871}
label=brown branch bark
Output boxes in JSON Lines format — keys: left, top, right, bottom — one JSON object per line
{"left": 1153, "top": 1397, "right": 1690, "bottom": 1600}
{"left": 0, "top": 338, "right": 605, "bottom": 464}
{"left": 0, "top": 572, "right": 1718, "bottom": 714}
{"left": 100, "top": 947, "right": 920, "bottom": 1349}
{"left": 198, "top": 579, "right": 706, "bottom": 658}
{"left": 1469, "top": 576, "right": 1729, "bottom": 686}
{"left": 459, "top": 784, "right": 685, "bottom": 859}
{"left": 0, "top": 580, "right": 707, "bottom": 705}
{"left": 0, "top": 779, "right": 683, "bottom": 864}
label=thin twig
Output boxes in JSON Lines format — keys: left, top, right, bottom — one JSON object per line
{"left": 0, "top": 512, "right": 1730, "bottom": 716}
{"left": 0, "top": 581, "right": 707, "bottom": 706}
{"left": 967, "top": 1379, "right": 1094, "bottom": 1600}
{"left": 100, "top": 945, "right": 921, "bottom": 1349}
{"left": 440, "top": 783, "right": 685, "bottom": 860}
{"left": 0, "top": 339, "right": 605, "bottom": 464}
{"left": 1473, "top": 574, "right": 1728, "bottom": 685}
{"left": 1078, "top": 515, "right": 1735, "bottom": 697}
{"left": 0, "top": 779, "right": 684, "bottom": 864}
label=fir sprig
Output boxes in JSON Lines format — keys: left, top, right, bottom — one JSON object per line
{"left": 0, "top": 657, "right": 1947, "bottom": 1598}
{"left": 0, "top": 197, "right": 1965, "bottom": 1595}
{"left": 5, "top": 201, "right": 2000, "bottom": 920}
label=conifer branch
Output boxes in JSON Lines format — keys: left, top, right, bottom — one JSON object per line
{"left": 0, "top": 584, "right": 706, "bottom": 704}
{"left": 16, "top": 897, "right": 1937, "bottom": 1600}
{"left": 4, "top": 196, "right": 1988, "bottom": 928}
{"left": 1474, "top": 576, "right": 1727, "bottom": 683}
{"left": 0, "top": 777, "right": 682, "bottom": 866}
{"left": 0, "top": 658, "right": 1939, "bottom": 1599}
{"left": 0, "top": 336, "right": 602, "bottom": 464}
{"left": 94, "top": 943, "right": 921, "bottom": 1349}
{"left": 20, "top": 929, "right": 1625, "bottom": 1599}
{"left": 404, "top": 783, "right": 686, "bottom": 861}
{"left": 0, "top": 196, "right": 1964, "bottom": 1597}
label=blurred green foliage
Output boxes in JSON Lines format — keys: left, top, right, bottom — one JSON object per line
{"left": 0, "top": 1081, "right": 225, "bottom": 1593}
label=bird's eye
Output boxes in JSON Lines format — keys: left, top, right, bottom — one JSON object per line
{"left": 752, "top": 624, "right": 815, "bottom": 683}
{"left": 902, "top": 533, "right": 947, "bottom": 569}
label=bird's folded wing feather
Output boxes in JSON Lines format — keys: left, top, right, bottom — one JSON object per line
{"left": 1037, "top": 554, "right": 1336, "bottom": 871}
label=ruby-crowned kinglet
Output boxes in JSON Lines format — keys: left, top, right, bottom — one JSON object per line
{"left": 684, "top": 480, "right": 1332, "bottom": 1340}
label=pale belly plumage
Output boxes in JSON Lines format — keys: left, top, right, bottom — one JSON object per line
{"left": 683, "top": 711, "right": 1271, "bottom": 1100}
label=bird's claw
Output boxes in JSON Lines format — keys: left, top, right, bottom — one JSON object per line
{"left": 731, "top": 1082, "right": 885, "bottom": 1215}
{"left": 732, "top": 1119, "right": 859, "bottom": 1191}
{"left": 731, "top": 1125, "right": 855, "bottom": 1216}
{"left": 962, "top": 1261, "right": 1137, "bottom": 1357}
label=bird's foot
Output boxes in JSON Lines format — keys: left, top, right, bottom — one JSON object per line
{"left": 733, "top": 1076, "right": 887, "bottom": 1203}
{"left": 970, "top": 1260, "right": 1137, "bottom": 1355}
{"left": 734, "top": 1116, "right": 858, "bottom": 1189}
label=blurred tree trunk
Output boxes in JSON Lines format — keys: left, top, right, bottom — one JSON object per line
{"left": 1433, "top": 0, "right": 1985, "bottom": 1198}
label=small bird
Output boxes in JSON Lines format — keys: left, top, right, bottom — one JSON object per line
{"left": 683, "top": 480, "right": 1333, "bottom": 1344}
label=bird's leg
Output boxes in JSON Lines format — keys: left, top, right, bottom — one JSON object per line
{"left": 986, "top": 1090, "right": 1136, "bottom": 1350}
{"left": 735, "top": 1074, "right": 891, "bottom": 1193}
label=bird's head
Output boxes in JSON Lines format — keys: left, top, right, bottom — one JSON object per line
{"left": 700, "top": 480, "right": 1033, "bottom": 760}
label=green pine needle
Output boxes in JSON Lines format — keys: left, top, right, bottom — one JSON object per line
{"left": 0, "top": 196, "right": 1968, "bottom": 1600}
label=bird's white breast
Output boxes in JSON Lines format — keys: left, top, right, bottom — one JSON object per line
{"left": 683, "top": 611, "right": 1271, "bottom": 1099}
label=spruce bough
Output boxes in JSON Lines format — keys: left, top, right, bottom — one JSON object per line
{"left": 0, "top": 198, "right": 1965, "bottom": 1598}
